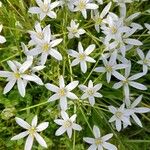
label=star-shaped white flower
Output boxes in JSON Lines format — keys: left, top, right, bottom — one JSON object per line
{"left": 83, "top": 125, "right": 117, "bottom": 150}
{"left": 28, "top": 22, "right": 52, "bottom": 46}
{"left": 127, "top": 95, "right": 150, "bottom": 127}
{"left": 145, "top": 23, "right": 150, "bottom": 34}
{"left": 137, "top": 48, "right": 150, "bottom": 74}
{"left": 94, "top": 52, "right": 127, "bottom": 83}
{"left": 67, "top": 19, "right": 85, "bottom": 39}
{"left": 28, "top": 27, "right": 63, "bottom": 65}
{"left": 11, "top": 115, "right": 49, "bottom": 150}
{"left": 108, "top": 104, "right": 131, "bottom": 131}
{"left": 54, "top": 111, "right": 82, "bottom": 138}
{"left": 79, "top": 80, "right": 102, "bottom": 106}
{"left": 0, "top": 57, "right": 43, "bottom": 97}
{"left": 112, "top": 61, "right": 147, "bottom": 100}
{"left": 73, "top": 0, "right": 98, "bottom": 19}
{"left": 45, "top": 75, "right": 79, "bottom": 110}
{"left": 91, "top": 2, "right": 112, "bottom": 33}
{"left": 68, "top": 42, "right": 96, "bottom": 73}
{"left": 0, "top": 24, "right": 6, "bottom": 44}
{"left": 28, "top": 0, "right": 60, "bottom": 20}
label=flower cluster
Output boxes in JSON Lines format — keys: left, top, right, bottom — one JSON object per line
{"left": 0, "top": 0, "right": 150, "bottom": 149}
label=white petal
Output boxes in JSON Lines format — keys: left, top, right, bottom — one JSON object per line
{"left": 131, "top": 95, "right": 142, "bottom": 108}
{"left": 71, "top": 59, "right": 80, "bottom": 66}
{"left": 93, "top": 125, "right": 100, "bottom": 138}
{"left": 80, "top": 61, "right": 87, "bottom": 73}
{"left": 78, "top": 42, "right": 84, "bottom": 53}
{"left": 94, "top": 67, "right": 106, "bottom": 73}
{"left": 66, "top": 127, "right": 72, "bottom": 138}
{"left": 15, "top": 117, "right": 30, "bottom": 129}
{"left": 128, "top": 73, "right": 144, "bottom": 80}
{"left": 137, "top": 48, "right": 145, "bottom": 60}
{"left": 28, "top": 7, "right": 41, "bottom": 14}
{"left": 0, "top": 35, "right": 6, "bottom": 43}
{"left": 48, "top": 94, "right": 59, "bottom": 102}
{"left": 7, "top": 61, "right": 17, "bottom": 72}
{"left": 102, "top": 133, "right": 113, "bottom": 141}
{"left": 103, "top": 142, "right": 117, "bottom": 150}
{"left": 45, "top": 83, "right": 59, "bottom": 92}
{"left": 34, "top": 132, "right": 47, "bottom": 148}
{"left": 3, "top": 79, "right": 16, "bottom": 94}
{"left": 108, "top": 106, "right": 117, "bottom": 114}
{"left": 100, "top": 2, "right": 112, "bottom": 18}
{"left": 85, "top": 44, "right": 95, "bottom": 55}
{"left": 17, "top": 79, "right": 26, "bottom": 97}
{"left": 60, "top": 97, "right": 68, "bottom": 110}
{"left": 59, "top": 75, "right": 65, "bottom": 88}
{"left": 89, "top": 96, "right": 95, "bottom": 106}
{"left": 112, "top": 71, "right": 125, "bottom": 80}
{"left": 66, "top": 81, "right": 79, "bottom": 91}
{"left": 70, "top": 114, "right": 77, "bottom": 122}
{"left": 54, "top": 119, "right": 64, "bottom": 125}
{"left": 31, "top": 115, "right": 38, "bottom": 127}
{"left": 85, "top": 56, "right": 96, "bottom": 63}
{"left": 0, "top": 71, "right": 12, "bottom": 77}
{"left": 40, "top": 52, "right": 48, "bottom": 65}
{"left": 123, "top": 84, "right": 130, "bottom": 100}
{"left": 72, "top": 123, "right": 82, "bottom": 131}
{"left": 61, "top": 111, "right": 69, "bottom": 120}
{"left": 11, "top": 131, "right": 29, "bottom": 140}
{"left": 51, "top": 39, "right": 62, "bottom": 47}
{"left": 132, "top": 114, "right": 142, "bottom": 127}
{"left": 93, "top": 84, "right": 102, "bottom": 91}
{"left": 86, "top": 4, "right": 98, "bottom": 10}
{"left": 47, "top": 11, "right": 57, "bottom": 19}
{"left": 36, "top": 122, "right": 49, "bottom": 132}
{"left": 83, "top": 137, "right": 95, "bottom": 144}
{"left": 87, "top": 144, "right": 97, "bottom": 150}
{"left": 67, "top": 92, "right": 78, "bottom": 99}
{"left": 49, "top": 49, "right": 62, "bottom": 60}
{"left": 115, "top": 119, "right": 121, "bottom": 132}
{"left": 68, "top": 50, "right": 79, "bottom": 57}
{"left": 112, "top": 81, "right": 123, "bottom": 89}
{"left": 25, "top": 135, "right": 34, "bottom": 150}
{"left": 19, "top": 59, "right": 33, "bottom": 73}
{"left": 55, "top": 126, "right": 66, "bottom": 136}
{"left": 124, "top": 38, "right": 143, "bottom": 46}
{"left": 106, "top": 72, "right": 112, "bottom": 83}
{"left": 129, "top": 81, "right": 147, "bottom": 90}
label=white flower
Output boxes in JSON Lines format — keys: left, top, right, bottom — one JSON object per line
{"left": 96, "top": 0, "right": 103, "bottom": 5}
{"left": 67, "top": 19, "right": 85, "bottom": 39}
{"left": 94, "top": 52, "right": 127, "bottom": 83}
{"left": 68, "top": 42, "right": 96, "bottom": 73}
{"left": 28, "top": 29, "right": 63, "bottom": 65}
{"left": 28, "top": 0, "right": 60, "bottom": 20}
{"left": 0, "top": 58, "right": 43, "bottom": 97}
{"left": 73, "top": 0, "right": 98, "bottom": 19}
{"left": 11, "top": 115, "right": 49, "bottom": 150}
{"left": 0, "top": 24, "right": 6, "bottom": 44}
{"left": 145, "top": 23, "right": 150, "bottom": 34}
{"left": 91, "top": 2, "right": 112, "bottom": 33}
{"left": 112, "top": 61, "right": 147, "bottom": 100}
{"left": 101, "top": 16, "right": 130, "bottom": 42}
{"left": 28, "top": 22, "right": 52, "bottom": 46}
{"left": 108, "top": 104, "right": 131, "bottom": 131}
{"left": 79, "top": 80, "right": 102, "bottom": 106}
{"left": 83, "top": 125, "right": 117, "bottom": 150}
{"left": 54, "top": 111, "right": 82, "bottom": 138}
{"left": 137, "top": 48, "right": 150, "bottom": 74}
{"left": 45, "top": 75, "right": 79, "bottom": 110}
{"left": 126, "top": 95, "right": 150, "bottom": 127}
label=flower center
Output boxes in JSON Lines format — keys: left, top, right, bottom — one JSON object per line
{"left": 42, "top": 43, "right": 50, "bottom": 52}
{"left": 106, "top": 65, "right": 112, "bottom": 72}
{"left": 41, "top": 4, "right": 49, "bottom": 13}
{"left": 95, "top": 138, "right": 103, "bottom": 145}
{"left": 71, "top": 28, "right": 78, "bottom": 34}
{"left": 78, "top": 1, "right": 86, "bottom": 10}
{"left": 111, "top": 26, "right": 117, "bottom": 34}
{"left": 87, "top": 89, "right": 94, "bottom": 96}
{"left": 122, "top": 79, "right": 128, "bottom": 84}
{"left": 37, "top": 32, "right": 44, "bottom": 39}
{"left": 14, "top": 72, "right": 20, "bottom": 79}
{"left": 28, "top": 127, "right": 36, "bottom": 135}
{"left": 143, "top": 59, "right": 150, "bottom": 65}
{"left": 58, "top": 88, "right": 67, "bottom": 97}
{"left": 95, "top": 17, "right": 102, "bottom": 25}
{"left": 115, "top": 111, "right": 123, "bottom": 118}
{"left": 79, "top": 53, "right": 86, "bottom": 61}
{"left": 64, "top": 120, "right": 72, "bottom": 128}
